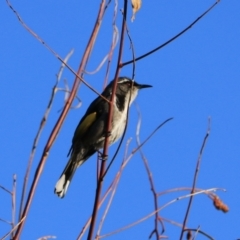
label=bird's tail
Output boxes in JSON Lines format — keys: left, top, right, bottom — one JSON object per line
{"left": 54, "top": 157, "right": 83, "bottom": 198}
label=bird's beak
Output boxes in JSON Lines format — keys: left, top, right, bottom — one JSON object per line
{"left": 135, "top": 82, "right": 152, "bottom": 89}
{"left": 138, "top": 84, "right": 152, "bottom": 89}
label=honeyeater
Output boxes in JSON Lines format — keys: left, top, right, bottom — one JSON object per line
{"left": 54, "top": 77, "right": 152, "bottom": 198}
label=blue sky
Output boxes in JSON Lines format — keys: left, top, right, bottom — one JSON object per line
{"left": 1, "top": 1, "right": 240, "bottom": 239}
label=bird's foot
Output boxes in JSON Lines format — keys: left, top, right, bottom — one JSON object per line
{"left": 106, "top": 131, "right": 111, "bottom": 137}
{"left": 101, "top": 154, "right": 108, "bottom": 161}
{"left": 97, "top": 150, "right": 108, "bottom": 161}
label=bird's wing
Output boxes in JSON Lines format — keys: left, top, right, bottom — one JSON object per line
{"left": 67, "top": 88, "right": 111, "bottom": 157}
{"left": 71, "top": 94, "right": 109, "bottom": 144}
{"left": 72, "top": 111, "right": 97, "bottom": 143}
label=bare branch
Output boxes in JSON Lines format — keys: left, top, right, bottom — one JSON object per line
{"left": 1, "top": 216, "right": 26, "bottom": 240}
{"left": 179, "top": 118, "right": 211, "bottom": 240}
{"left": 102, "top": 0, "right": 119, "bottom": 89}
{"left": 96, "top": 139, "right": 132, "bottom": 237}
{"left": 18, "top": 50, "right": 74, "bottom": 221}
{"left": 87, "top": 1, "right": 129, "bottom": 239}
{"left": 133, "top": 118, "right": 173, "bottom": 155}
{"left": 0, "top": 185, "right": 12, "bottom": 195}
{"left": 98, "top": 188, "right": 219, "bottom": 239}
{"left": 13, "top": 1, "right": 106, "bottom": 238}
{"left": 84, "top": 27, "right": 119, "bottom": 75}
{"left": 135, "top": 104, "right": 165, "bottom": 238}
{"left": 121, "top": 1, "right": 220, "bottom": 67}
{"left": 102, "top": 14, "right": 136, "bottom": 178}
{"left": 77, "top": 138, "right": 132, "bottom": 240}
{"left": 160, "top": 217, "right": 183, "bottom": 229}
{"left": 37, "top": 235, "right": 56, "bottom": 240}
{"left": 57, "top": 87, "right": 82, "bottom": 109}
{"left": 124, "top": 13, "right": 136, "bottom": 81}
{"left": 0, "top": 218, "right": 12, "bottom": 225}
{"left": 158, "top": 187, "right": 226, "bottom": 198}
{"left": 11, "top": 174, "right": 17, "bottom": 238}
{"left": 5, "top": 0, "right": 109, "bottom": 102}
{"left": 184, "top": 228, "right": 214, "bottom": 240}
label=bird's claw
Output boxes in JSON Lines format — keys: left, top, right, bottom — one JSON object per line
{"left": 97, "top": 150, "right": 108, "bottom": 161}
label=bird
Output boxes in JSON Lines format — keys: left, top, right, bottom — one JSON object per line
{"left": 54, "top": 76, "right": 152, "bottom": 198}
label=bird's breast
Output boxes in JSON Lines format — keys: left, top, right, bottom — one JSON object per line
{"left": 110, "top": 106, "right": 127, "bottom": 144}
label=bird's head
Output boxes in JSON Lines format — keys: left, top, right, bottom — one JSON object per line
{"left": 106, "top": 77, "right": 152, "bottom": 110}
{"left": 116, "top": 77, "right": 152, "bottom": 104}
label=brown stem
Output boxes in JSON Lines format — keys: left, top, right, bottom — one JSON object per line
{"left": 99, "top": 0, "right": 120, "bottom": 177}
{"left": 77, "top": 137, "right": 132, "bottom": 240}
{"left": 13, "top": 2, "right": 105, "bottom": 239}
{"left": 96, "top": 139, "right": 132, "bottom": 237}
{"left": 98, "top": 188, "right": 218, "bottom": 239}
{"left": 87, "top": 1, "right": 128, "bottom": 239}
{"left": 0, "top": 185, "right": 12, "bottom": 195}
{"left": 18, "top": 50, "right": 73, "bottom": 222}
{"left": 179, "top": 118, "right": 211, "bottom": 240}
{"left": 121, "top": 1, "right": 219, "bottom": 67}
{"left": 135, "top": 105, "right": 164, "bottom": 238}
{"left": 11, "top": 174, "right": 17, "bottom": 238}
{"left": 6, "top": 0, "right": 109, "bottom": 102}
{"left": 183, "top": 228, "right": 214, "bottom": 240}
{"left": 101, "top": 10, "right": 137, "bottom": 178}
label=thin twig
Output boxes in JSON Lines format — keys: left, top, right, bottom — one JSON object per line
{"left": 0, "top": 218, "right": 12, "bottom": 225}
{"left": 184, "top": 228, "right": 214, "bottom": 240}
{"left": 77, "top": 185, "right": 112, "bottom": 240}
{"left": 87, "top": 1, "right": 128, "bottom": 239}
{"left": 78, "top": 181, "right": 115, "bottom": 240}
{"left": 192, "top": 226, "right": 201, "bottom": 240}
{"left": 135, "top": 104, "right": 165, "bottom": 238}
{"left": 13, "top": 2, "right": 106, "bottom": 238}
{"left": 0, "top": 185, "right": 12, "bottom": 195}
{"left": 179, "top": 118, "right": 211, "bottom": 240}
{"left": 57, "top": 87, "right": 82, "bottom": 109}
{"left": 5, "top": 0, "right": 110, "bottom": 103}
{"left": 1, "top": 216, "right": 26, "bottom": 240}
{"left": 102, "top": 12, "right": 136, "bottom": 178}
{"left": 18, "top": 50, "right": 74, "bottom": 221}
{"left": 37, "top": 235, "right": 56, "bottom": 240}
{"left": 98, "top": 188, "right": 218, "bottom": 239}
{"left": 84, "top": 27, "right": 119, "bottom": 75}
{"left": 104, "top": 118, "right": 174, "bottom": 179}
{"left": 161, "top": 217, "right": 214, "bottom": 239}
{"left": 157, "top": 187, "right": 225, "bottom": 198}
{"left": 103, "top": 0, "right": 118, "bottom": 87}
{"left": 101, "top": 0, "right": 116, "bottom": 88}
{"left": 160, "top": 217, "right": 183, "bottom": 229}
{"left": 98, "top": 0, "right": 119, "bottom": 177}
{"left": 122, "top": 9, "right": 136, "bottom": 81}
{"left": 121, "top": 1, "right": 220, "bottom": 67}
{"left": 96, "top": 138, "right": 132, "bottom": 238}
{"left": 77, "top": 138, "right": 132, "bottom": 240}
{"left": 133, "top": 118, "right": 173, "bottom": 155}
{"left": 11, "top": 174, "right": 17, "bottom": 238}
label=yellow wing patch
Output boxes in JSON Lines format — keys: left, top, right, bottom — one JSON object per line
{"left": 73, "top": 112, "right": 97, "bottom": 141}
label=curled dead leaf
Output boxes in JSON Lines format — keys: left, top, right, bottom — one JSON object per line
{"left": 213, "top": 196, "right": 229, "bottom": 213}
{"left": 131, "top": 0, "right": 142, "bottom": 22}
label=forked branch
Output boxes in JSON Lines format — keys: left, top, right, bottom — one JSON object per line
{"left": 13, "top": 1, "right": 106, "bottom": 238}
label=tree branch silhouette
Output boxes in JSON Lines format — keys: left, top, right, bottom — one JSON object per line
{"left": 121, "top": 1, "right": 219, "bottom": 67}
{"left": 87, "top": 1, "right": 128, "bottom": 239}
{"left": 179, "top": 118, "right": 211, "bottom": 240}
{"left": 13, "top": 1, "right": 106, "bottom": 238}
{"left": 18, "top": 50, "right": 74, "bottom": 221}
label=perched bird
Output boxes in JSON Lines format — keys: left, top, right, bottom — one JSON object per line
{"left": 54, "top": 77, "right": 152, "bottom": 198}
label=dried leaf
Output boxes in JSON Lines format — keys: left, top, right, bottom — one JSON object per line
{"left": 131, "top": 0, "right": 142, "bottom": 22}
{"left": 213, "top": 196, "right": 229, "bottom": 213}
